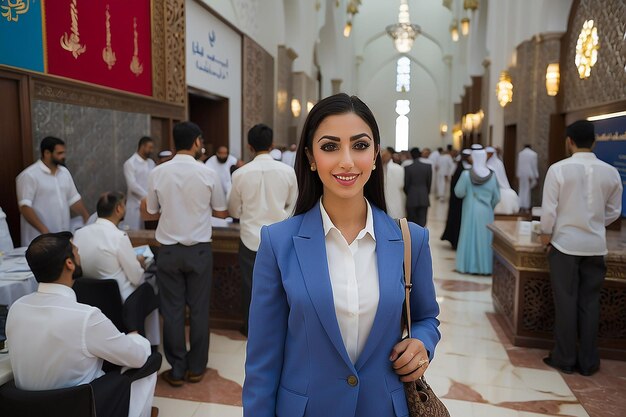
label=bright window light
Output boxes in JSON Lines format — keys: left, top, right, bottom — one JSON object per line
{"left": 395, "top": 99, "right": 410, "bottom": 151}
{"left": 396, "top": 57, "right": 411, "bottom": 92}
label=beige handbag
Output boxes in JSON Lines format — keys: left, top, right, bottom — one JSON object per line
{"left": 398, "top": 218, "right": 450, "bottom": 417}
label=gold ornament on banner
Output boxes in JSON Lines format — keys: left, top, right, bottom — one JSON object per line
{"left": 130, "top": 17, "right": 144, "bottom": 76}
{"left": 1, "top": 0, "right": 30, "bottom": 22}
{"left": 60, "top": 0, "right": 87, "bottom": 58}
{"left": 102, "top": 5, "right": 116, "bottom": 70}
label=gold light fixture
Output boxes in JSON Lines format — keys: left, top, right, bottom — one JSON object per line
{"left": 440, "top": 123, "right": 449, "bottom": 135}
{"left": 386, "top": 0, "right": 421, "bottom": 53}
{"left": 307, "top": 101, "right": 315, "bottom": 113}
{"left": 291, "top": 99, "right": 301, "bottom": 117}
{"left": 277, "top": 90, "right": 288, "bottom": 111}
{"left": 343, "top": 0, "right": 361, "bottom": 38}
{"left": 545, "top": 63, "right": 560, "bottom": 96}
{"left": 463, "top": 0, "right": 479, "bottom": 11}
{"left": 496, "top": 71, "right": 513, "bottom": 107}
{"left": 343, "top": 20, "right": 352, "bottom": 37}
{"left": 575, "top": 19, "right": 599, "bottom": 79}
{"left": 460, "top": 17, "right": 470, "bottom": 36}
{"left": 450, "top": 20, "right": 459, "bottom": 42}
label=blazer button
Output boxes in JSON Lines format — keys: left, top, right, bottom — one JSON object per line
{"left": 347, "top": 375, "right": 358, "bottom": 387}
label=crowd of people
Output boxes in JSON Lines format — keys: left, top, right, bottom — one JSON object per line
{"left": 0, "top": 93, "right": 621, "bottom": 416}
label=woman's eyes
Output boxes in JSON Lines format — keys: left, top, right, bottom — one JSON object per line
{"left": 320, "top": 141, "right": 371, "bottom": 152}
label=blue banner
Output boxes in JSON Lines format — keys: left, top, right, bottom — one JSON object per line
{"left": 592, "top": 115, "right": 626, "bottom": 217}
{"left": 0, "top": 0, "right": 44, "bottom": 72}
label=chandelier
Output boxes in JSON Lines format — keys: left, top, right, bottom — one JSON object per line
{"left": 386, "top": 0, "right": 421, "bottom": 53}
{"left": 496, "top": 71, "right": 513, "bottom": 107}
{"left": 575, "top": 20, "right": 599, "bottom": 79}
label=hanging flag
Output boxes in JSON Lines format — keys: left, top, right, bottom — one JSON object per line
{"left": 44, "top": 0, "right": 152, "bottom": 96}
{"left": 0, "top": 0, "right": 45, "bottom": 72}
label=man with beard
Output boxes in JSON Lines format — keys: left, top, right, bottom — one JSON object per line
{"left": 124, "top": 137, "right": 156, "bottom": 230}
{"left": 16, "top": 136, "right": 90, "bottom": 246}
{"left": 205, "top": 145, "right": 238, "bottom": 199}
{"left": 145, "top": 122, "right": 228, "bottom": 387}
{"left": 6, "top": 232, "right": 159, "bottom": 417}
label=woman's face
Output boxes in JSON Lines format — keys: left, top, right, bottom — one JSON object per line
{"left": 307, "top": 112, "right": 378, "bottom": 202}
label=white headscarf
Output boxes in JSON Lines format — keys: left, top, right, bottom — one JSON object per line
{"left": 471, "top": 146, "right": 491, "bottom": 178}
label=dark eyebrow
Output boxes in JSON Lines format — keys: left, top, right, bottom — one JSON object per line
{"left": 318, "top": 133, "right": 372, "bottom": 142}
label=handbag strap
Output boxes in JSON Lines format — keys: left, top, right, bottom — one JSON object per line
{"left": 398, "top": 218, "right": 413, "bottom": 339}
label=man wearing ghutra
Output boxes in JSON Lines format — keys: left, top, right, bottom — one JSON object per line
{"left": 454, "top": 145, "right": 500, "bottom": 274}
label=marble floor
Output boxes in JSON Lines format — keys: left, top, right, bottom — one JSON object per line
{"left": 153, "top": 199, "right": 626, "bottom": 417}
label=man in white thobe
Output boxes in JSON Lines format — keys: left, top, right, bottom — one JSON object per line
{"left": 486, "top": 147, "right": 520, "bottom": 214}
{"left": 7, "top": 232, "right": 157, "bottom": 417}
{"left": 205, "top": 145, "right": 238, "bottom": 200}
{"left": 0, "top": 207, "right": 13, "bottom": 252}
{"left": 435, "top": 151, "right": 455, "bottom": 201}
{"left": 123, "top": 137, "right": 156, "bottom": 230}
{"left": 16, "top": 136, "right": 90, "bottom": 247}
{"left": 517, "top": 145, "right": 539, "bottom": 211}
{"left": 381, "top": 149, "right": 406, "bottom": 219}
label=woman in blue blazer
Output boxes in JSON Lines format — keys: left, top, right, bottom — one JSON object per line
{"left": 243, "top": 94, "right": 441, "bottom": 417}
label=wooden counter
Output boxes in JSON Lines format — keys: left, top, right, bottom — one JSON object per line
{"left": 128, "top": 225, "right": 244, "bottom": 330}
{"left": 488, "top": 221, "right": 626, "bottom": 360}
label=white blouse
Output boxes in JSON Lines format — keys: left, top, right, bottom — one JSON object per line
{"left": 320, "top": 199, "right": 379, "bottom": 364}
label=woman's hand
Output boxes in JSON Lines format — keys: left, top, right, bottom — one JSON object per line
{"left": 390, "top": 338, "right": 429, "bottom": 382}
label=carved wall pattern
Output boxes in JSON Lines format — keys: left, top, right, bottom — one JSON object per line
{"left": 519, "top": 254, "right": 549, "bottom": 270}
{"left": 562, "top": 0, "right": 626, "bottom": 113}
{"left": 211, "top": 263, "right": 242, "bottom": 317}
{"left": 504, "top": 36, "right": 561, "bottom": 207}
{"left": 242, "top": 36, "right": 275, "bottom": 161}
{"left": 164, "top": 0, "right": 186, "bottom": 105}
{"left": 522, "top": 277, "right": 555, "bottom": 333}
{"left": 274, "top": 46, "right": 297, "bottom": 146}
{"left": 151, "top": 0, "right": 166, "bottom": 101}
{"left": 492, "top": 256, "right": 516, "bottom": 324}
{"left": 518, "top": 275, "right": 626, "bottom": 339}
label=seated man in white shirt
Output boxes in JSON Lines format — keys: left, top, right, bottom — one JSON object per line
{"left": 74, "top": 192, "right": 159, "bottom": 344}
{"left": 6, "top": 232, "right": 158, "bottom": 417}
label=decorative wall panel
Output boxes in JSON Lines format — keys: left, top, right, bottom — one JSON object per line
{"left": 242, "top": 35, "right": 274, "bottom": 161}
{"left": 503, "top": 34, "right": 561, "bottom": 207}
{"left": 562, "top": 0, "right": 626, "bottom": 113}
{"left": 274, "top": 46, "right": 297, "bottom": 146}
{"left": 32, "top": 100, "right": 150, "bottom": 213}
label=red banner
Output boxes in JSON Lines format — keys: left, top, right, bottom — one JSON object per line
{"left": 45, "top": 0, "right": 152, "bottom": 96}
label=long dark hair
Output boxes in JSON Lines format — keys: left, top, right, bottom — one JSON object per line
{"left": 294, "top": 93, "right": 387, "bottom": 215}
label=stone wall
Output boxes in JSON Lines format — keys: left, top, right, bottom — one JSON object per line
{"left": 32, "top": 100, "right": 150, "bottom": 214}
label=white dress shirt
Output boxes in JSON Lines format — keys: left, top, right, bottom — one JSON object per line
{"left": 73, "top": 218, "right": 145, "bottom": 301}
{"left": 205, "top": 154, "right": 238, "bottom": 199}
{"left": 320, "top": 199, "right": 379, "bottom": 364}
{"left": 7, "top": 283, "right": 150, "bottom": 390}
{"left": 147, "top": 154, "right": 227, "bottom": 245}
{"left": 228, "top": 154, "right": 297, "bottom": 252}
{"left": 541, "top": 152, "right": 622, "bottom": 256}
{"left": 281, "top": 150, "right": 296, "bottom": 167}
{"left": 123, "top": 153, "right": 156, "bottom": 230}
{"left": 16, "top": 160, "right": 81, "bottom": 246}
{"left": 0, "top": 207, "right": 13, "bottom": 252}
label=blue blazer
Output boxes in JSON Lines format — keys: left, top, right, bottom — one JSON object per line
{"left": 243, "top": 202, "right": 441, "bottom": 417}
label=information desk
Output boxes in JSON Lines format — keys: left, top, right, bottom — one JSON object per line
{"left": 127, "top": 225, "right": 243, "bottom": 330}
{"left": 488, "top": 221, "right": 626, "bottom": 360}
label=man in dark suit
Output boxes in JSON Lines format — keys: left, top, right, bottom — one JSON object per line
{"left": 404, "top": 148, "right": 432, "bottom": 226}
